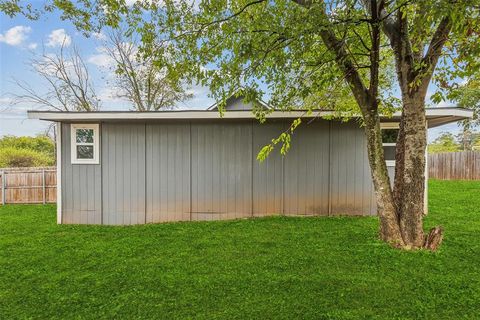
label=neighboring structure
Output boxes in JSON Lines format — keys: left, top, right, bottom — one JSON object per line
{"left": 28, "top": 98, "right": 472, "bottom": 225}
{"left": 207, "top": 93, "right": 272, "bottom": 111}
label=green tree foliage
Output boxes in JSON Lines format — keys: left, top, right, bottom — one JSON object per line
{"left": 0, "top": 135, "right": 55, "bottom": 158}
{"left": 0, "top": 147, "right": 54, "bottom": 168}
{"left": 455, "top": 129, "right": 480, "bottom": 151}
{"left": 450, "top": 79, "right": 480, "bottom": 130}
{"left": 428, "top": 132, "right": 461, "bottom": 154}
{"left": 0, "top": 135, "right": 55, "bottom": 168}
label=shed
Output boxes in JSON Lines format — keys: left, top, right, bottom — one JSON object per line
{"left": 28, "top": 99, "right": 472, "bottom": 225}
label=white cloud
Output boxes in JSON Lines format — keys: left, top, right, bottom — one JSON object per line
{"left": 0, "top": 25, "right": 32, "bottom": 46}
{"left": 92, "top": 31, "right": 107, "bottom": 41}
{"left": 27, "top": 42, "right": 38, "bottom": 50}
{"left": 181, "top": 84, "right": 213, "bottom": 109}
{"left": 46, "top": 29, "right": 71, "bottom": 47}
{"left": 97, "top": 87, "right": 133, "bottom": 111}
{"left": 88, "top": 43, "right": 137, "bottom": 68}
{"left": 88, "top": 46, "right": 115, "bottom": 67}
{"left": 97, "top": 86, "right": 125, "bottom": 102}
{"left": 0, "top": 97, "right": 13, "bottom": 104}
{"left": 87, "top": 53, "right": 112, "bottom": 66}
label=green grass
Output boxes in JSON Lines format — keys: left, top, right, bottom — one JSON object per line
{"left": 1, "top": 180, "right": 479, "bottom": 319}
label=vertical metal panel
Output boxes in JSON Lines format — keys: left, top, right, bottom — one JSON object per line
{"left": 145, "top": 122, "right": 191, "bottom": 222}
{"left": 330, "top": 121, "right": 375, "bottom": 215}
{"left": 252, "top": 120, "right": 284, "bottom": 216}
{"left": 58, "top": 118, "right": 406, "bottom": 225}
{"left": 191, "top": 121, "right": 252, "bottom": 220}
{"left": 283, "top": 119, "right": 330, "bottom": 215}
{"left": 61, "top": 123, "right": 102, "bottom": 224}
{"left": 101, "top": 122, "right": 146, "bottom": 225}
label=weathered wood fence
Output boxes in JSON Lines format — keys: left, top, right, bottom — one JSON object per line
{"left": 0, "top": 167, "right": 56, "bottom": 205}
{"left": 428, "top": 151, "right": 480, "bottom": 180}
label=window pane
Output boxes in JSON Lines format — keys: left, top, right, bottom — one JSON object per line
{"left": 76, "top": 129, "right": 94, "bottom": 143}
{"left": 383, "top": 145, "right": 396, "bottom": 161}
{"left": 381, "top": 129, "right": 398, "bottom": 143}
{"left": 77, "top": 145, "right": 94, "bottom": 159}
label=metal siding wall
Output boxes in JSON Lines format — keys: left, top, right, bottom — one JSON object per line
{"left": 61, "top": 123, "right": 102, "bottom": 224}
{"left": 283, "top": 119, "right": 330, "bottom": 215}
{"left": 191, "top": 121, "right": 252, "bottom": 220}
{"left": 146, "top": 123, "right": 190, "bottom": 222}
{"left": 59, "top": 119, "right": 384, "bottom": 225}
{"left": 252, "top": 121, "right": 284, "bottom": 216}
{"left": 330, "top": 121, "right": 375, "bottom": 215}
{"left": 102, "top": 123, "right": 146, "bottom": 225}
{"left": 387, "top": 166, "right": 395, "bottom": 185}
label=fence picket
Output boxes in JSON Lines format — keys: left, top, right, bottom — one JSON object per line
{"left": 0, "top": 167, "right": 56, "bottom": 205}
{"left": 428, "top": 151, "right": 480, "bottom": 180}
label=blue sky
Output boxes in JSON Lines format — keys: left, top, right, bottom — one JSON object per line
{"left": 0, "top": 8, "right": 214, "bottom": 137}
{"left": 0, "top": 7, "right": 459, "bottom": 141}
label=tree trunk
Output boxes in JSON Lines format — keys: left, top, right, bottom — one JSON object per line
{"left": 363, "top": 111, "right": 405, "bottom": 247}
{"left": 394, "top": 92, "right": 429, "bottom": 248}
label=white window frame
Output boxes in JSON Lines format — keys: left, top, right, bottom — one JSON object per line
{"left": 71, "top": 123, "right": 100, "bottom": 164}
{"left": 380, "top": 122, "right": 399, "bottom": 167}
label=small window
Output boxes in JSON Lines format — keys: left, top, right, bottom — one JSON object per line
{"left": 71, "top": 124, "right": 99, "bottom": 164}
{"left": 381, "top": 129, "right": 398, "bottom": 144}
{"left": 380, "top": 124, "right": 399, "bottom": 166}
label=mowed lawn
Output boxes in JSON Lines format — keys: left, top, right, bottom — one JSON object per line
{"left": 1, "top": 181, "right": 479, "bottom": 319}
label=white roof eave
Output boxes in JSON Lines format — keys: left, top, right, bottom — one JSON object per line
{"left": 27, "top": 108, "right": 473, "bottom": 127}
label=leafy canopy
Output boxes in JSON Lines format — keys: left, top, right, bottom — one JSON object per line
{"left": 0, "top": 135, "right": 55, "bottom": 168}
{"left": 1, "top": 1, "right": 478, "bottom": 107}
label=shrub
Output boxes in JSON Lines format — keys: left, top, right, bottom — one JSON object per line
{"left": 0, "top": 147, "right": 54, "bottom": 168}
{"left": 0, "top": 135, "right": 55, "bottom": 159}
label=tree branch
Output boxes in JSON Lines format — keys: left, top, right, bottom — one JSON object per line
{"left": 198, "top": 0, "right": 267, "bottom": 29}
{"left": 369, "top": 0, "right": 380, "bottom": 104}
{"left": 419, "top": 16, "right": 452, "bottom": 91}
{"left": 291, "top": 0, "right": 371, "bottom": 111}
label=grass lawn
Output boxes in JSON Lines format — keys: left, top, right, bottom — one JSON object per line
{"left": 1, "top": 180, "right": 479, "bottom": 319}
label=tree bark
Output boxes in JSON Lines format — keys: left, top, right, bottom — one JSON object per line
{"left": 363, "top": 111, "right": 405, "bottom": 246}
{"left": 393, "top": 93, "right": 427, "bottom": 248}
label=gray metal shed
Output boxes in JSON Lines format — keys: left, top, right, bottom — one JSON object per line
{"left": 28, "top": 101, "right": 472, "bottom": 225}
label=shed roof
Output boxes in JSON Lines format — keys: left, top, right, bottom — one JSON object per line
{"left": 28, "top": 107, "right": 472, "bottom": 128}
{"left": 207, "top": 94, "right": 272, "bottom": 111}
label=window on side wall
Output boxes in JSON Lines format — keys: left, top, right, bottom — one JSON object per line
{"left": 380, "top": 124, "right": 399, "bottom": 167}
{"left": 71, "top": 124, "right": 99, "bottom": 164}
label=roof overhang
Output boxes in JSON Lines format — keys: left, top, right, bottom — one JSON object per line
{"left": 27, "top": 107, "right": 473, "bottom": 128}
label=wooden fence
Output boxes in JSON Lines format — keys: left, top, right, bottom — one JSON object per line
{"left": 0, "top": 167, "right": 56, "bottom": 205}
{"left": 428, "top": 151, "right": 480, "bottom": 180}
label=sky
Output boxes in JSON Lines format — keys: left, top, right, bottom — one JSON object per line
{"left": 0, "top": 4, "right": 461, "bottom": 141}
